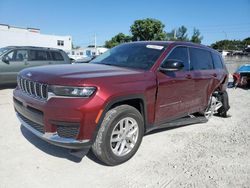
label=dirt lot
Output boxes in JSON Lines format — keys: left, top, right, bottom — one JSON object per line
{"left": 0, "top": 87, "right": 249, "bottom": 188}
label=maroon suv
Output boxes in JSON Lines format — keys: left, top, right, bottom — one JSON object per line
{"left": 13, "top": 41, "right": 230, "bottom": 165}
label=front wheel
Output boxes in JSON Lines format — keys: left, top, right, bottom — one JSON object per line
{"left": 92, "top": 105, "right": 144, "bottom": 166}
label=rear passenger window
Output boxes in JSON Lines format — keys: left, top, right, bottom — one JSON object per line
{"left": 166, "top": 47, "right": 189, "bottom": 71}
{"left": 46, "top": 51, "right": 53, "bottom": 60}
{"left": 190, "top": 48, "right": 213, "bottom": 70}
{"left": 212, "top": 53, "right": 223, "bottom": 69}
{"left": 51, "top": 51, "right": 64, "bottom": 61}
{"left": 36, "top": 51, "right": 47, "bottom": 60}
{"left": 29, "top": 50, "right": 48, "bottom": 61}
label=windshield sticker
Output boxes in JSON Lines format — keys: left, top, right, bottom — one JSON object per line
{"left": 146, "top": 45, "right": 164, "bottom": 50}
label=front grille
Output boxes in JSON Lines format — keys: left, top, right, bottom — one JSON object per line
{"left": 17, "top": 76, "right": 48, "bottom": 100}
{"left": 18, "top": 113, "right": 45, "bottom": 134}
{"left": 57, "top": 125, "right": 80, "bottom": 139}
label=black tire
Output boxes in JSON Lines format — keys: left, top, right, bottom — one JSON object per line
{"left": 92, "top": 105, "right": 144, "bottom": 166}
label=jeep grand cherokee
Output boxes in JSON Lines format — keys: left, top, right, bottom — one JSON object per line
{"left": 13, "top": 41, "right": 230, "bottom": 165}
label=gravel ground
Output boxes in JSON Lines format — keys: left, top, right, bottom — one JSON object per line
{"left": 0, "top": 87, "right": 249, "bottom": 188}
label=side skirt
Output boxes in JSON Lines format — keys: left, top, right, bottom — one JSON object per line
{"left": 146, "top": 115, "right": 208, "bottom": 133}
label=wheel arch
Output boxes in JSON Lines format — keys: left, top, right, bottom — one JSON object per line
{"left": 90, "top": 94, "right": 148, "bottom": 144}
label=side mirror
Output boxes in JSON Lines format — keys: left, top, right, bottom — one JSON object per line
{"left": 2, "top": 56, "right": 10, "bottom": 64}
{"left": 159, "top": 59, "right": 184, "bottom": 72}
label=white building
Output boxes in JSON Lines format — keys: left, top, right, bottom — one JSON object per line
{"left": 68, "top": 46, "right": 108, "bottom": 60}
{"left": 0, "top": 24, "right": 72, "bottom": 51}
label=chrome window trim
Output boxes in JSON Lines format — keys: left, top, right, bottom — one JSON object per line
{"left": 159, "top": 44, "right": 215, "bottom": 72}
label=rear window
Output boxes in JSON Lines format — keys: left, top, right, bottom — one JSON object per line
{"left": 29, "top": 50, "right": 48, "bottom": 61}
{"left": 212, "top": 53, "right": 223, "bottom": 69}
{"left": 190, "top": 48, "right": 213, "bottom": 70}
{"left": 51, "top": 51, "right": 64, "bottom": 61}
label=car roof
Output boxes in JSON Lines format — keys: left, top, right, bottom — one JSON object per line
{"left": 5, "top": 46, "right": 62, "bottom": 51}
{"left": 126, "top": 41, "right": 218, "bottom": 54}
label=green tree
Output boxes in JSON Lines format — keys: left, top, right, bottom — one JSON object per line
{"left": 105, "top": 33, "right": 131, "bottom": 48}
{"left": 211, "top": 40, "right": 244, "bottom": 50}
{"left": 130, "top": 18, "right": 167, "bottom": 41}
{"left": 243, "top": 37, "right": 250, "bottom": 46}
{"left": 191, "top": 28, "right": 203, "bottom": 44}
{"left": 176, "top": 26, "right": 188, "bottom": 41}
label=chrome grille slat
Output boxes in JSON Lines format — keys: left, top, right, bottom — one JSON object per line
{"left": 20, "top": 78, "right": 24, "bottom": 91}
{"left": 34, "top": 82, "right": 38, "bottom": 97}
{"left": 18, "top": 77, "right": 48, "bottom": 100}
{"left": 40, "top": 84, "right": 44, "bottom": 98}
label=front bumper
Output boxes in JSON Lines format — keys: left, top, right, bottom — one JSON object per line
{"left": 17, "top": 112, "right": 91, "bottom": 149}
{"left": 13, "top": 87, "right": 104, "bottom": 149}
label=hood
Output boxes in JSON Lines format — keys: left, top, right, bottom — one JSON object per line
{"left": 19, "top": 64, "right": 146, "bottom": 85}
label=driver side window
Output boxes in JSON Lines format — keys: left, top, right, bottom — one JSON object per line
{"left": 166, "top": 47, "right": 189, "bottom": 71}
{"left": 5, "top": 50, "right": 28, "bottom": 62}
{"left": 6, "top": 51, "right": 15, "bottom": 61}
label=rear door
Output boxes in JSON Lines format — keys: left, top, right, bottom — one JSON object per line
{"left": 155, "top": 46, "right": 196, "bottom": 124}
{"left": 189, "top": 47, "right": 219, "bottom": 110}
{"left": 28, "top": 49, "right": 50, "bottom": 68}
{"left": 211, "top": 52, "right": 225, "bottom": 83}
{"left": 0, "top": 49, "right": 28, "bottom": 83}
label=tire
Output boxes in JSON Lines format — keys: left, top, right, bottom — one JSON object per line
{"left": 92, "top": 105, "right": 144, "bottom": 166}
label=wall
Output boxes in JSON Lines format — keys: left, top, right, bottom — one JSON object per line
{"left": 224, "top": 56, "right": 250, "bottom": 74}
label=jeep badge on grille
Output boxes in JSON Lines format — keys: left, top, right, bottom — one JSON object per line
{"left": 27, "top": 72, "right": 32, "bottom": 77}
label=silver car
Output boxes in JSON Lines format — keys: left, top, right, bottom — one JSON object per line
{"left": 0, "top": 46, "right": 71, "bottom": 84}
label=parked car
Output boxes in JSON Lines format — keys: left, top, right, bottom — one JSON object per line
{"left": 232, "top": 64, "right": 250, "bottom": 88}
{"left": 72, "top": 56, "right": 94, "bottom": 64}
{"left": 0, "top": 46, "right": 71, "bottom": 85}
{"left": 13, "top": 41, "right": 230, "bottom": 165}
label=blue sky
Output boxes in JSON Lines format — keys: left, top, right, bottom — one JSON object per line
{"left": 0, "top": 0, "right": 249, "bottom": 46}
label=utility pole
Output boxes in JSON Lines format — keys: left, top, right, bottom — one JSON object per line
{"left": 174, "top": 29, "right": 176, "bottom": 40}
{"left": 94, "top": 33, "right": 97, "bottom": 55}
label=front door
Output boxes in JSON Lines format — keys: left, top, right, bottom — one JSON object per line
{"left": 0, "top": 49, "right": 28, "bottom": 84}
{"left": 155, "top": 46, "right": 196, "bottom": 124}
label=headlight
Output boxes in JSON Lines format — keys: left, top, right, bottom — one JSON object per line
{"left": 48, "top": 85, "right": 96, "bottom": 97}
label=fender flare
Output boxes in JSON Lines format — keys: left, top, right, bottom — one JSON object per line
{"left": 89, "top": 94, "right": 148, "bottom": 144}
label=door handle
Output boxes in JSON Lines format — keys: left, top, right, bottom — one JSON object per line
{"left": 212, "top": 73, "right": 217, "bottom": 77}
{"left": 186, "top": 74, "right": 192, "bottom": 79}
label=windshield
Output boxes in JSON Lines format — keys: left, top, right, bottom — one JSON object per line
{"left": 0, "top": 47, "right": 10, "bottom": 56}
{"left": 90, "top": 43, "right": 167, "bottom": 70}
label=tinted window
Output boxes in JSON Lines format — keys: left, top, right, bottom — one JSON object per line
{"left": 166, "top": 47, "right": 189, "bottom": 71}
{"left": 6, "top": 51, "right": 15, "bottom": 61}
{"left": 190, "top": 48, "right": 213, "bottom": 70}
{"left": 212, "top": 53, "right": 223, "bottom": 69}
{"left": 36, "top": 51, "right": 47, "bottom": 60}
{"left": 51, "top": 51, "right": 64, "bottom": 61}
{"left": 29, "top": 50, "right": 48, "bottom": 61}
{"left": 46, "top": 51, "right": 52, "bottom": 60}
{"left": 6, "top": 50, "right": 28, "bottom": 62}
{"left": 0, "top": 47, "right": 11, "bottom": 56}
{"left": 91, "top": 43, "right": 167, "bottom": 70}
{"left": 16, "top": 50, "right": 28, "bottom": 61}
